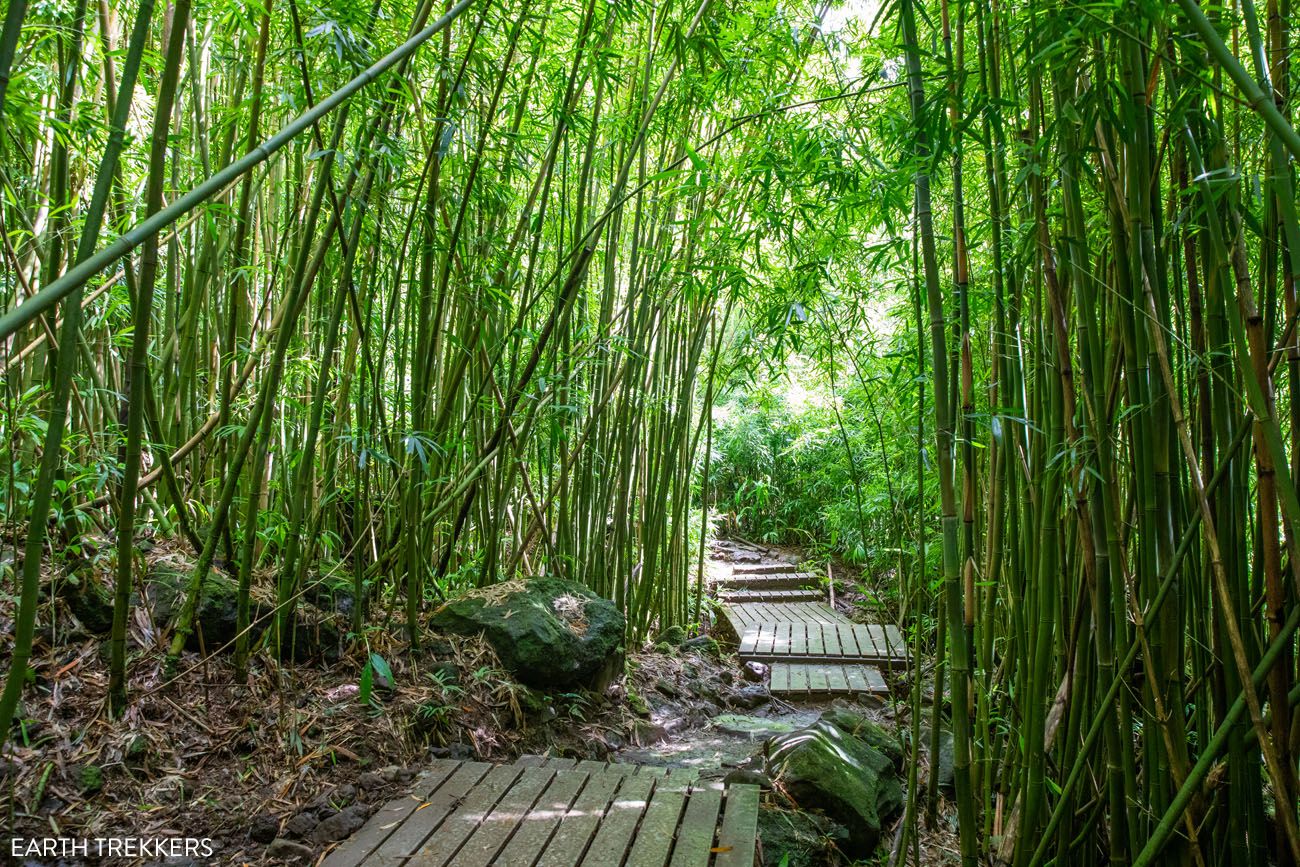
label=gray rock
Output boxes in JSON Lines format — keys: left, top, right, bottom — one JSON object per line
{"left": 250, "top": 814, "right": 280, "bottom": 844}
{"left": 283, "top": 811, "right": 318, "bottom": 839}
{"left": 356, "top": 772, "right": 385, "bottom": 791}
{"left": 312, "top": 783, "right": 356, "bottom": 810}
{"left": 766, "top": 713, "right": 904, "bottom": 857}
{"left": 681, "top": 635, "right": 720, "bottom": 655}
{"left": 266, "top": 838, "right": 315, "bottom": 863}
{"left": 742, "top": 661, "right": 768, "bottom": 683}
{"left": 654, "top": 624, "right": 686, "bottom": 645}
{"left": 429, "top": 660, "right": 460, "bottom": 686}
{"left": 730, "top": 685, "right": 770, "bottom": 709}
{"left": 757, "top": 807, "right": 848, "bottom": 867}
{"left": 723, "top": 768, "right": 771, "bottom": 788}
{"left": 309, "top": 803, "right": 371, "bottom": 844}
{"left": 430, "top": 577, "right": 625, "bottom": 689}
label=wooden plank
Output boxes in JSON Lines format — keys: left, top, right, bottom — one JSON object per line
{"left": 770, "top": 662, "right": 788, "bottom": 692}
{"left": 844, "top": 664, "right": 869, "bottom": 694}
{"left": 448, "top": 767, "right": 555, "bottom": 867}
{"left": 832, "top": 624, "right": 854, "bottom": 657}
{"left": 802, "top": 623, "right": 818, "bottom": 657}
{"left": 730, "top": 563, "right": 800, "bottom": 575}
{"left": 534, "top": 768, "right": 629, "bottom": 867}
{"left": 321, "top": 763, "right": 460, "bottom": 867}
{"left": 768, "top": 662, "right": 888, "bottom": 698}
{"left": 494, "top": 768, "right": 589, "bottom": 867}
{"left": 718, "top": 589, "right": 822, "bottom": 603}
{"left": 716, "top": 573, "right": 819, "bottom": 591}
{"left": 882, "top": 624, "right": 905, "bottom": 657}
{"left": 366, "top": 762, "right": 493, "bottom": 867}
{"left": 823, "top": 624, "right": 842, "bottom": 658}
{"left": 738, "top": 626, "right": 758, "bottom": 656}
{"left": 667, "top": 782, "right": 723, "bottom": 867}
{"left": 713, "top": 784, "right": 759, "bottom": 867}
{"left": 408, "top": 764, "right": 524, "bottom": 866}
{"left": 579, "top": 770, "right": 658, "bottom": 866}
{"left": 624, "top": 771, "right": 694, "bottom": 867}
{"left": 788, "top": 663, "right": 809, "bottom": 694}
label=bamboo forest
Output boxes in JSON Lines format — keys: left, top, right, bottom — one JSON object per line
{"left": 2, "top": 0, "right": 1300, "bottom": 863}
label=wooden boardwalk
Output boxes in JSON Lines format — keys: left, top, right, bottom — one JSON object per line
{"left": 322, "top": 757, "right": 759, "bottom": 867}
{"left": 715, "top": 588, "right": 822, "bottom": 604}
{"left": 720, "top": 601, "right": 851, "bottom": 638}
{"left": 714, "top": 559, "right": 903, "bottom": 699}
{"left": 714, "top": 572, "right": 818, "bottom": 591}
{"left": 769, "top": 661, "right": 887, "bottom": 696}
{"left": 738, "top": 622, "right": 905, "bottom": 667}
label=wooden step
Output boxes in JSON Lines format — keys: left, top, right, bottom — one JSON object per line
{"left": 730, "top": 562, "right": 804, "bottom": 575}
{"left": 323, "top": 758, "right": 759, "bottom": 866}
{"left": 769, "top": 661, "right": 889, "bottom": 698}
{"left": 719, "top": 601, "right": 850, "bottom": 642}
{"left": 738, "top": 622, "right": 906, "bottom": 667}
{"left": 716, "top": 572, "right": 819, "bottom": 591}
{"left": 716, "top": 588, "right": 823, "bottom": 603}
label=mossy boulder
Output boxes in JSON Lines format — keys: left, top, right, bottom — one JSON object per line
{"left": 757, "top": 806, "right": 847, "bottom": 867}
{"left": 148, "top": 564, "right": 266, "bottom": 652}
{"left": 766, "top": 712, "right": 904, "bottom": 857}
{"left": 430, "top": 577, "right": 625, "bottom": 689}
{"left": 60, "top": 571, "right": 116, "bottom": 633}
{"left": 819, "top": 709, "right": 905, "bottom": 770}
{"left": 654, "top": 624, "right": 686, "bottom": 646}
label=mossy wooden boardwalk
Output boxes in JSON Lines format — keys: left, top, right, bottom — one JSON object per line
{"left": 715, "top": 560, "right": 904, "bottom": 699}
{"left": 321, "top": 757, "right": 759, "bottom": 867}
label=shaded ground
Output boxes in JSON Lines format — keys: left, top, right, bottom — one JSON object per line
{"left": 1, "top": 536, "right": 959, "bottom": 865}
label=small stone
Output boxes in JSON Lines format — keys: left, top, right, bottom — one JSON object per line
{"left": 723, "top": 768, "right": 771, "bottom": 788}
{"left": 126, "top": 734, "right": 150, "bottom": 764}
{"left": 356, "top": 772, "right": 385, "bottom": 791}
{"left": 79, "top": 764, "right": 104, "bottom": 795}
{"left": 424, "top": 637, "right": 456, "bottom": 657}
{"left": 379, "top": 765, "right": 404, "bottom": 783}
{"left": 310, "top": 803, "right": 371, "bottom": 844}
{"left": 628, "top": 690, "right": 651, "bottom": 717}
{"left": 654, "top": 678, "right": 680, "bottom": 698}
{"left": 429, "top": 660, "right": 460, "bottom": 686}
{"left": 284, "top": 811, "right": 318, "bottom": 839}
{"left": 654, "top": 625, "right": 686, "bottom": 645}
{"left": 632, "top": 720, "right": 668, "bottom": 745}
{"left": 742, "top": 661, "right": 768, "bottom": 683}
{"left": 313, "top": 783, "right": 356, "bottom": 809}
{"left": 681, "top": 635, "right": 720, "bottom": 655}
{"left": 250, "top": 814, "right": 280, "bottom": 844}
{"left": 266, "top": 838, "right": 315, "bottom": 863}
{"left": 730, "top": 685, "right": 770, "bottom": 709}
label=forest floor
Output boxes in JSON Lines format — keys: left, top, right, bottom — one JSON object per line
{"left": 1, "top": 537, "right": 959, "bottom": 866}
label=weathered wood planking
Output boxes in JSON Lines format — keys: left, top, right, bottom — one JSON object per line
{"left": 324, "top": 759, "right": 759, "bottom": 867}
{"left": 768, "top": 662, "right": 888, "bottom": 697}
{"left": 715, "top": 572, "right": 819, "bottom": 591}
{"left": 729, "top": 562, "right": 805, "bottom": 575}
{"left": 738, "top": 622, "right": 906, "bottom": 667}
{"left": 715, "top": 588, "right": 823, "bottom": 604}
{"left": 720, "top": 601, "right": 852, "bottom": 636}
